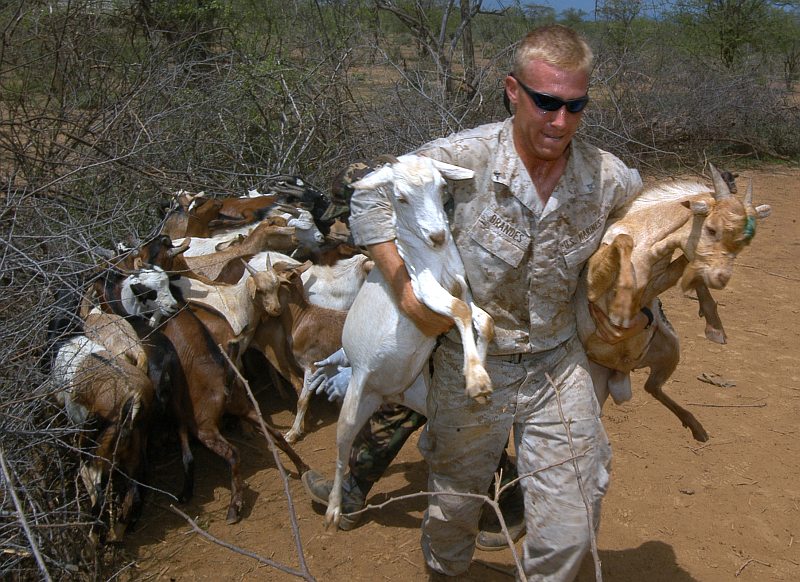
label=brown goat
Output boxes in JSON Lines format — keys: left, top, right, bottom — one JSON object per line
{"left": 182, "top": 221, "right": 299, "bottom": 280}
{"left": 155, "top": 295, "right": 307, "bottom": 523}
{"left": 251, "top": 264, "right": 348, "bottom": 443}
{"left": 83, "top": 308, "right": 148, "bottom": 372}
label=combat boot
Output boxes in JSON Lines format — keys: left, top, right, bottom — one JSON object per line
{"left": 475, "top": 481, "right": 526, "bottom": 551}
{"left": 301, "top": 469, "right": 366, "bottom": 531}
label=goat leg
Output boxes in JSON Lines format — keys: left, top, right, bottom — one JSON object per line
{"left": 243, "top": 408, "right": 309, "bottom": 475}
{"left": 196, "top": 428, "right": 244, "bottom": 524}
{"left": 285, "top": 372, "right": 314, "bottom": 443}
{"left": 177, "top": 427, "right": 195, "bottom": 503}
{"left": 413, "top": 271, "right": 492, "bottom": 402}
{"left": 639, "top": 320, "right": 709, "bottom": 442}
{"left": 694, "top": 282, "right": 727, "bottom": 344}
{"left": 326, "top": 379, "right": 383, "bottom": 530}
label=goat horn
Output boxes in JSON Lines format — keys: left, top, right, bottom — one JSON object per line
{"left": 744, "top": 179, "right": 754, "bottom": 208}
{"left": 168, "top": 238, "right": 191, "bottom": 257}
{"left": 242, "top": 259, "right": 258, "bottom": 276}
{"left": 709, "top": 164, "right": 732, "bottom": 200}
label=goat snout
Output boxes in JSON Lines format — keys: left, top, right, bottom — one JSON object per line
{"left": 158, "top": 295, "right": 178, "bottom": 314}
{"left": 428, "top": 229, "right": 447, "bottom": 247}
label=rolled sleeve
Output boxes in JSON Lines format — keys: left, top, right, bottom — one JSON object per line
{"left": 349, "top": 184, "right": 397, "bottom": 246}
{"left": 615, "top": 167, "right": 643, "bottom": 213}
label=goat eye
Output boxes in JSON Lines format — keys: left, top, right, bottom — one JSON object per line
{"left": 396, "top": 197, "right": 409, "bottom": 205}
{"left": 705, "top": 226, "right": 717, "bottom": 237}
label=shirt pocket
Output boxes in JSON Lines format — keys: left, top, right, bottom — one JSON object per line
{"left": 558, "top": 215, "right": 606, "bottom": 270}
{"left": 467, "top": 206, "right": 531, "bottom": 268}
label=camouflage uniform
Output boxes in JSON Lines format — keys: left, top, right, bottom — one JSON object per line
{"left": 348, "top": 402, "right": 427, "bottom": 492}
{"left": 347, "top": 402, "right": 519, "bottom": 498}
{"left": 349, "top": 119, "right": 641, "bottom": 580}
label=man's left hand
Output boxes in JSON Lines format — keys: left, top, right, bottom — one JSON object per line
{"left": 589, "top": 303, "right": 649, "bottom": 344}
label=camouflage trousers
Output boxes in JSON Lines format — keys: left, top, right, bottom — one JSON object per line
{"left": 348, "top": 403, "right": 519, "bottom": 498}
{"left": 419, "top": 336, "right": 612, "bottom": 581}
{"left": 348, "top": 403, "right": 427, "bottom": 493}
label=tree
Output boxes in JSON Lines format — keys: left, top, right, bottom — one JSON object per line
{"left": 763, "top": 4, "right": 800, "bottom": 88}
{"left": 672, "top": 0, "right": 773, "bottom": 68}
{"left": 373, "top": 0, "right": 502, "bottom": 96}
{"left": 559, "top": 8, "right": 590, "bottom": 27}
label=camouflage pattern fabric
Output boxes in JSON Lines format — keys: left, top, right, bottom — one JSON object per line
{"left": 349, "top": 402, "right": 520, "bottom": 501}
{"left": 349, "top": 402, "right": 426, "bottom": 493}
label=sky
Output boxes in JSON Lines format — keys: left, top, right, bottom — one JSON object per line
{"left": 485, "top": 1, "right": 664, "bottom": 19}
{"left": 541, "top": 0, "right": 600, "bottom": 15}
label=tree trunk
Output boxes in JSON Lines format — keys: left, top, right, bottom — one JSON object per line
{"left": 460, "top": 0, "right": 476, "bottom": 98}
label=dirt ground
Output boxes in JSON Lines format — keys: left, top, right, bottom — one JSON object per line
{"left": 123, "top": 166, "right": 799, "bottom": 582}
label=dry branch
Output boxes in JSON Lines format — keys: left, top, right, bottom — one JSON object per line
{"left": 546, "top": 372, "right": 603, "bottom": 582}
{"left": 218, "top": 346, "right": 315, "bottom": 582}
{"left": 0, "top": 449, "right": 53, "bottom": 582}
{"left": 169, "top": 505, "right": 314, "bottom": 580}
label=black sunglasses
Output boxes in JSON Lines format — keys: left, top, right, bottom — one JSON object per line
{"left": 509, "top": 73, "right": 589, "bottom": 114}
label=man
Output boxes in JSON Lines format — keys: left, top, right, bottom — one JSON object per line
{"left": 312, "top": 24, "right": 646, "bottom": 580}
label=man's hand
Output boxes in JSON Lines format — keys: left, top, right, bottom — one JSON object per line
{"left": 589, "top": 302, "right": 649, "bottom": 344}
{"left": 369, "top": 241, "right": 454, "bottom": 337}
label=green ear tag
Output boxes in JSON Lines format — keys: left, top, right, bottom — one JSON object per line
{"left": 743, "top": 216, "right": 756, "bottom": 241}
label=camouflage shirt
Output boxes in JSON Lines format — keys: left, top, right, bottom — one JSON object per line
{"left": 349, "top": 119, "right": 642, "bottom": 354}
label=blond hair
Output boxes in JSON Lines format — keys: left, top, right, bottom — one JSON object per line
{"left": 513, "top": 25, "right": 593, "bottom": 75}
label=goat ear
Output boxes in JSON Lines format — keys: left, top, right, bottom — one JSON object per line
{"left": 271, "top": 260, "right": 294, "bottom": 273}
{"left": 133, "top": 256, "right": 143, "bottom": 270}
{"left": 295, "top": 260, "right": 313, "bottom": 274}
{"left": 246, "top": 275, "right": 257, "bottom": 299}
{"left": 431, "top": 159, "right": 475, "bottom": 181}
{"left": 350, "top": 165, "right": 394, "bottom": 191}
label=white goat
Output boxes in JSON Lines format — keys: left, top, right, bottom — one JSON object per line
{"left": 325, "top": 154, "right": 494, "bottom": 528}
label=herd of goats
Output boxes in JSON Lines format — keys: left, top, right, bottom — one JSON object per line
{"left": 43, "top": 155, "right": 771, "bottom": 543}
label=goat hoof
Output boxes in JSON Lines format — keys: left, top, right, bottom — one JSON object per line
{"left": 226, "top": 505, "right": 242, "bottom": 525}
{"left": 324, "top": 507, "right": 341, "bottom": 531}
{"left": 283, "top": 429, "right": 301, "bottom": 444}
{"left": 465, "top": 371, "right": 493, "bottom": 403}
{"left": 704, "top": 326, "right": 727, "bottom": 345}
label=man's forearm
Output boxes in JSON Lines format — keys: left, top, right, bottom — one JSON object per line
{"left": 368, "top": 241, "right": 412, "bottom": 302}
{"left": 367, "top": 241, "right": 454, "bottom": 337}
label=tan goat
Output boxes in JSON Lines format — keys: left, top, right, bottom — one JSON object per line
{"left": 577, "top": 165, "right": 771, "bottom": 441}
{"left": 250, "top": 263, "right": 348, "bottom": 443}
{"left": 52, "top": 336, "right": 154, "bottom": 542}
{"left": 84, "top": 307, "right": 148, "bottom": 372}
